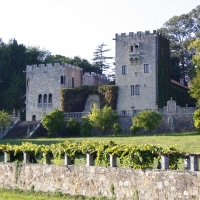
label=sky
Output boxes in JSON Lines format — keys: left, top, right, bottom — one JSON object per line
{"left": 0, "top": 0, "right": 200, "bottom": 64}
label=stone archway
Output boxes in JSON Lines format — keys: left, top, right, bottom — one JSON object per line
{"left": 84, "top": 95, "right": 100, "bottom": 111}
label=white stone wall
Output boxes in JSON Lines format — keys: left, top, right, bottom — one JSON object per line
{"left": 115, "top": 31, "right": 158, "bottom": 111}
{"left": 26, "top": 63, "right": 82, "bottom": 121}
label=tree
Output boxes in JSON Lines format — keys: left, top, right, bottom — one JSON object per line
{"left": 131, "top": 110, "right": 162, "bottom": 134}
{"left": 0, "top": 110, "right": 12, "bottom": 130}
{"left": 66, "top": 118, "right": 80, "bottom": 136}
{"left": 188, "top": 39, "right": 200, "bottom": 105}
{"left": 42, "top": 109, "right": 65, "bottom": 136}
{"left": 88, "top": 104, "right": 118, "bottom": 133}
{"left": 193, "top": 109, "right": 200, "bottom": 131}
{"left": 80, "top": 116, "right": 92, "bottom": 137}
{"left": 158, "top": 5, "right": 200, "bottom": 80}
{"left": 92, "top": 43, "right": 114, "bottom": 76}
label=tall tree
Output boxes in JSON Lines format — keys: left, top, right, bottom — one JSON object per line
{"left": 158, "top": 5, "right": 200, "bottom": 81}
{"left": 92, "top": 43, "right": 114, "bottom": 76}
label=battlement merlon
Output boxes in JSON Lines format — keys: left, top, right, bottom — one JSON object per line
{"left": 26, "top": 63, "right": 83, "bottom": 72}
{"left": 114, "top": 30, "right": 167, "bottom": 41}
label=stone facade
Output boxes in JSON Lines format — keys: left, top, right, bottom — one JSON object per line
{"left": 1, "top": 163, "right": 200, "bottom": 199}
{"left": 115, "top": 30, "right": 169, "bottom": 111}
{"left": 26, "top": 63, "right": 109, "bottom": 121}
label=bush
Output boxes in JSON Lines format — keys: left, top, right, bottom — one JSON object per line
{"left": 131, "top": 110, "right": 162, "bottom": 134}
{"left": 193, "top": 109, "right": 200, "bottom": 131}
{"left": 80, "top": 116, "right": 92, "bottom": 137}
{"left": 112, "top": 123, "right": 122, "bottom": 136}
{"left": 66, "top": 118, "right": 80, "bottom": 136}
{"left": 130, "top": 125, "right": 141, "bottom": 135}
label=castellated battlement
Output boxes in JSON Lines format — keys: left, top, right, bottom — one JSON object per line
{"left": 115, "top": 30, "right": 167, "bottom": 41}
{"left": 26, "top": 63, "right": 83, "bottom": 72}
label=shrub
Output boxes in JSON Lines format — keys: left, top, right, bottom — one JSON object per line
{"left": 193, "top": 109, "right": 200, "bottom": 131}
{"left": 112, "top": 123, "right": 122, "bottom": 136}
{"left": 66, "top": 118, "right": 80, "bottom": 136}
{"left": 80, "top": 116, "right": 92, "bottom": 137}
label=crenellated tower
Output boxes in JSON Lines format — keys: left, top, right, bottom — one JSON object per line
{"left": 115, "top": 30, "right": 170, "bottom": 111}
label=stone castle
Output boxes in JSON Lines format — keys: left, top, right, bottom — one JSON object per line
{"left": 25, "top": 63, "right": 109, "bottom": 121}
{"left": 26, "top": 30, "right": 186, "bottom": 122}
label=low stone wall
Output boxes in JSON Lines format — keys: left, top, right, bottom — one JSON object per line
{"left": 0, "top": 163, "right": 200, "bottom": 199}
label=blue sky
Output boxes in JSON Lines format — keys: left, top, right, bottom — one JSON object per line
{"left": 0, "top": 0, "right": 199, "bottom": 63}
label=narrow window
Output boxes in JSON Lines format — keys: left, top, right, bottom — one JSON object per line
{"left": 43, "top": 94, "right": 47, "bottom": 103}
{"left": 131, "top": 85, "right": 134, "bottom": 95}
{"left": 122, "top": 65, "right": 127, "bottom": 74}
{"left": 48, "top": 94, "right": 52, "bottom": 103}
{"left": 130, "top": 45, "right": 133, "bottom": 52}
{"left": 72, "top": 77, "right": 74, "bottom": 88}
{"left": 38, "top": 94, "right": 42, "bottom": 103}
{"left": 27, "top": 78, "right": 30, "bottom": 87}
{"left": 61, "top": 75, "right": 63, "bottom": 84}
{"left": 135, "top": 85, "right": 140, "bottom": 95}
{"left": 144, "top": 64, "right": 149, "bottom": 73}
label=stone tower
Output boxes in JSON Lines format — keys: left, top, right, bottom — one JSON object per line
{"left": 115, "top": 30, "right": 170, "bottom": 111}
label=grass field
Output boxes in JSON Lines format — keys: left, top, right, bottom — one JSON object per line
{"left": 1, "top": 132, "right": 200, "bottom": 153}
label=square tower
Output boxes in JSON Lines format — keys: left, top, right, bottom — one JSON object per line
{"left": 115, "top": 30, "right": 170, "bottom": 111}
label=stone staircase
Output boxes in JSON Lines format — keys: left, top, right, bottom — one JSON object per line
{"left": 4, "top": 121, "right": 40, "bottom": 139}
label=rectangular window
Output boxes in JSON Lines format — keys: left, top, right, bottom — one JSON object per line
{"left": 122, "top": 65, "right": 127, "bottom": 74}
{"left": 144, "top": 64, "right": 149, "bottom": 73}
{"left": 131, "top": 85, "right": 140, "bottom": 95}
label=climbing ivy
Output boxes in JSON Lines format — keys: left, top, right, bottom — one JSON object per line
{"left": 61, "top": 85, "right": 118, "bottom": 112}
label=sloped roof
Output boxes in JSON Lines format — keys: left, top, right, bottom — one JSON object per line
{"left": 170, "top": 79, "right": 189, "bottom": 90}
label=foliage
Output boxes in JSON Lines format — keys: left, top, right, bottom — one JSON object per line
{"left": 92, "top": 42, "right": 114, "bottom": 76}
{"left": 42, "top": 109, "right": 65, "bottom": 136}
{"left": 80, "top": 116, "right": 92, "bottom": 137}
{"left": 88, "top": 104, "right": 118, "bottom": 133}
{"left": 193, "top": 109, "right": 200, "bottom": 131}
{"left": 66, "top": 118, "right": 80, "bottom": 136}
{"left": 0, "top": 140, "right": 187, "bottom": 170}
{"left": 112, "top": 123, "right": 122, "bottom": 136}
{"left": 0, "top": 110, "right": 12, "bottom": 130}
{"left": 61, "top": 85, "right": 118, "bottom": 112}
{"left": 130, "top": 125, "right": 141, "bottom": 135}
{"left": 158, "top": 5, "right": 200, "bottom": 79}
{"left": 131, "top": 110, "right": 162, "bottom": 134}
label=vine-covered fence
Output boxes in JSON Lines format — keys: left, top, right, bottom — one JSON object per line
{"left": 0, "top": 141, "right": 199, "bottom": 171}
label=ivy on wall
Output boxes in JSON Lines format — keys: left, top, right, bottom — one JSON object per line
{"left": 61, "top": 85, "right": 118, "bottom": 112}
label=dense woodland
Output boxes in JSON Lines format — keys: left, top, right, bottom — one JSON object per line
{"left": 0, "top": 5, "right": 200, "bottom": 114}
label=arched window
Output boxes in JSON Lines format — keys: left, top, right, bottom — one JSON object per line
{"left": 27, "top": 78, "right": 30, "bottom": 87}
{"left": 32, "top": 115, "right": 36, "bottom": 121}
{"left": 43, "top": 94, "right": 47, "bottom": 103}
{"left": 48, "top": 94, "right": 52, "bottom": 103}
{"left": 38, "top": 94, "right": 42, "bottom": 103}
{"left": 61, "top": 75, "right": 64, "bottom": 84}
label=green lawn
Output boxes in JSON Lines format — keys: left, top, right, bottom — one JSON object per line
{"left": 1, "top": 132, "right": 200, "bottom": 153}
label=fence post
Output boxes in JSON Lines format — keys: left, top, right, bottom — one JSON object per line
{"left": 64, "top": 155, "right": 72, "bottom": 165}
{"left": 86, "top": 153, "right": 94, "bottom": 166}
{"left": 4, "top": 152, "right": 8, "bottom": 163}
{"left": 110, "top": 154, "right": 117, "bottom": 167}
{"left": 161, "top": 154, "right": 169, "bottom": 169}
{"left": 189, "top": 154, "right": 198, "bottom": 171}
{"left": 43, "top": 153, "right": 51, "bottom": 164}
{"left": 184, "top": 155, "right": 190, "bottom": 170}
{"left": 23, "top": 152, "right": 30, "bottom": 164}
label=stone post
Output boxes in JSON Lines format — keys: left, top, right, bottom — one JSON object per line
{"left": 64, "top": 155, "right": 72, "bottom": 165}
{"left": 4, "top": 152, "right": 8, "bottom": 163}
{"left": 23, "top": 152, "right": 30, "bottom": 164}
{"left": 189, "top": 154, "right": 198, "bottom": 171}
{"left": 43, "top": 153, "right": 51, "bottom": 164}
{"left": 110, "top": 154, "right": 117, "bottom": 167}
{"left": 184, "top": 155, "right": 190, "bottom": 170}
{"left": 161, "top": 154, "right": 169, "bottom": 169}
{"left": 86, "top": 153, "right": 94, "bottom": 166}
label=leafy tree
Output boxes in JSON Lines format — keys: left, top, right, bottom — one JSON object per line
{"left": 88, "top": 104, "right": 118, "bottom": 133}
{"left": 80, "top": 116, "right": 92, "bottom": 137}
{"left": 66, "top": 118, "right": 80, "bottom": 136}
{"left": 188, "top": 39, "right": 200, "bottom": 105}
{"left": 112, "top": 122, "right": 122, "bottom": 136}
{"left": 42, "top": 109, "right": 65, "bottom": 136}
{"left": 0, "top": 110, "right": 12, "bottom": 130}
{"left": 158, "top": 5, "right": 200, "bottom": 80}
{"left": 131, "top": 110, "right": 162, "bottom": 134}
{"left": 193, "top": 109, "right": 200, "bottom": 131}
{"left": 92, "top": 43, "right": 114, "bottom": 76}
